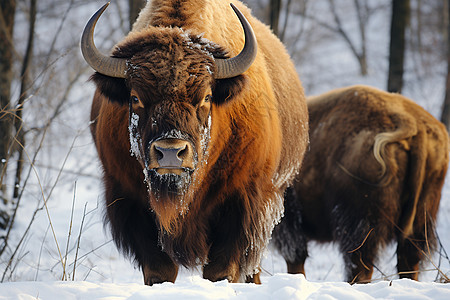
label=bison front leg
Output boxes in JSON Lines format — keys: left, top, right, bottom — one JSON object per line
{"left": 203, "top": 257, "right": 261, "bottom": 283}
{"left": 202, "top": 198, "right": 250, "bottom": 283}
{"left": 203, "top": 252, "right": 241, "bottom": 283}
{"left": 245, "top": 269, "right": 261, "bottom": 284}
{"left": 103, "top": 180, "right": 179, "bottom": 285}
{"left": 142, "top": 251, "right": 179, "bottom": 285}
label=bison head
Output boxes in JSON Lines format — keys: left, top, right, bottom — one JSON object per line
{"left": 81, "top": 3, "right": 257, "bottom": 232}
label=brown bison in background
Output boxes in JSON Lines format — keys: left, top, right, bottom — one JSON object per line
{"left": 81, "top": 0, "right": 308, "bottom": 285}
{"left": 272, "top": 85, "right": 449, "bottom": 283}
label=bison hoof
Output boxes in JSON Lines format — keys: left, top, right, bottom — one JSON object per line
{"left": 145, "top": 276, "right": 165, "bottom": 286}
{"left": 217, "top": 275, "right": 233, "bottom": 282}
{"left": 204, "top": 274, "right": 233, "bottom": 282}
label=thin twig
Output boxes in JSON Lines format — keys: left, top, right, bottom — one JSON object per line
{"left": 35, "top": 224, "right": 50, "bottom": 281}
{"left": 62, "top": 182, "right": 77, "bottom": 281}
{"left": 72, "top": 202, "right": 88, "bottom": 281}
{"left": 348, "top": 228, "right": 374, "bottom": 253}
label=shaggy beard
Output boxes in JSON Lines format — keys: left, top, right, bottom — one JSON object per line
{"left": 147, "top": 169, "right": 193, "bottom": 234}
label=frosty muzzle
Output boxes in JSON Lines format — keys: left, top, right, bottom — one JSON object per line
{"left": 144, "top": 137, "right": 197, "bottom": 202}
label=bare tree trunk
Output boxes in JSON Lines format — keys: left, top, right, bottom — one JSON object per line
{"left": 354, "top": 0, "right": 368, "bottom": 76}
{"left": 128, "top": 0, "right": 147, "bottom": 30}
{"left": 387, "top": 0, "right": 410, "bottom": 93}
{"left": 327, "top": 0, "right": 368, "bottom": 75}
{"left": 0, "top": 0, "right": 16, "bottom": 228}
{"left": 416, "top": 0, "right": 423, "bottom": 55}
{"left": 269, "top": 0, "right": 282, "bottom": 37}
{"left": 279, "top": 0, "right": 292, "bottom": 42}
{"left": 13, "top": 0, "right": 36, "bottom": 199}
{"left": 441, "top": 0, "right": 450, "bottom": 130}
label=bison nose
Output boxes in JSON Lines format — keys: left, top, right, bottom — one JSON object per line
{"left": 155, "top": 145, "right": 185, "bottom": 167}
{"left": 149, "top": 139, "right": 194, "bottom": 170}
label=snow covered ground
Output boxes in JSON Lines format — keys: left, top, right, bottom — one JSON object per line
{"left": 1, "top": 274, "right": 450, "bottom": 299}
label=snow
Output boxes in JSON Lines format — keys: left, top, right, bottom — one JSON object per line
{"left": 128, "top": 112, "right": 143, "bottom": 159}
{"left": 1, "top": 275, "right": 449, "bottom": 299}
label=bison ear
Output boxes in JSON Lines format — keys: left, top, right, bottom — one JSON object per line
{"left": 90, "top": 72, "right": 129, "bottom": 105}
{"left": 212, "top": 75, "right": 248, "bottom": 105}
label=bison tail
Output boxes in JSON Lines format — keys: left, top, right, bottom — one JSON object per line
{"left": 372, "top": 121, "right": 417, "bottom": 186}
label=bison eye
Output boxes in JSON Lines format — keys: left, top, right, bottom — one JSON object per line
{"left": 130, "top": 95, "right": 144, "bottom": 108}
{"left": 131, "top": 95, "right": 139, "bottom": 103}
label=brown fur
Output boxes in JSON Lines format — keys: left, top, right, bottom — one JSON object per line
{"left": 89, "top": 0, "right": 308, "bottom": 284}
{"left": 272, "top": 85, "right": 449, "bottom": 283}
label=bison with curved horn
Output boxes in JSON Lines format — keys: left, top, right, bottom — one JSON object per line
{"left": 81, "top": 0, "right": 308, "bottom": 285}
{"left": 272, "top": 85, "right": 449, "bottom": 283}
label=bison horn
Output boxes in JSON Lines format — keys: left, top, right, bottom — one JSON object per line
{"left": 81, "top": 2, "right": 127, "bottom": 78}
{"left": 214, "top": 4, "right": 257, "bottom": 79}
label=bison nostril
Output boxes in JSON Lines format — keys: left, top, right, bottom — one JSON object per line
{"left": 177, "top": 145, "right": 187, "bottom": 160}
{"left": 154, "top": 146, "right": 164, "bottom": 161}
